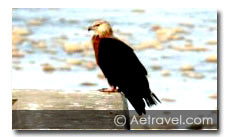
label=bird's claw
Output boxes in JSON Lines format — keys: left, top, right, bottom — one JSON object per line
{"left": 99, "top": 86, "right": 117, "bottom": 92}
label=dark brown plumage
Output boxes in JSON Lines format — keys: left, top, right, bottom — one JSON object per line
{"left": 88, "top": 20, "right": 160, "bottom": 115}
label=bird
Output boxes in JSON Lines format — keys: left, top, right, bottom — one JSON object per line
{"left": 88, "top": 20, "right": 160, "bottom": 115}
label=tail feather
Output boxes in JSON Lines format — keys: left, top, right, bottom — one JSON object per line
{"left": 126, "top": 96, "right": 146, "bottom": 115}
{"left": 152, "top": 93, "right": 161, "bottom": 103}
{"left": 122, "top": 86, "right": 161, "bottom": 115}
{"left": 144, "top": 92, "right": 161, "bottom": 107}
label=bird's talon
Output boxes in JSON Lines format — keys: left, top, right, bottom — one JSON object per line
{"left": 99, "top": 87, "right": 117, "bottom": 92}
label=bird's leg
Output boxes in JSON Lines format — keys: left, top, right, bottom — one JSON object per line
{"left": 100, "top": 86, "right": 117, "bottom": 92}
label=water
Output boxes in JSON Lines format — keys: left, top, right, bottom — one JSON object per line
{"left": 12, "top": 8, "right": 217, "bottom": 110}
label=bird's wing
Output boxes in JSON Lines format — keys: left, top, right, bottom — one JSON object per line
{"left": 98, "top": 38, "right": 147, "bottom": 80}
{"left": 98, "top": 38, "right": 160, "bottom": 115}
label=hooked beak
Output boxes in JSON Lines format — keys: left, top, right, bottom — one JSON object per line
{"left": 88, "top": 26, "right": 93, "bottom": 31}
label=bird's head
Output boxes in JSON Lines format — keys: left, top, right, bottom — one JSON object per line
{"left": 88, "top": 20, "right": 113, "bottom": 38}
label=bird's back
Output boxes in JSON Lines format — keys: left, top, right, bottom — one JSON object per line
{"left": 98, "top": 38, "right": 148, "bottom": 79}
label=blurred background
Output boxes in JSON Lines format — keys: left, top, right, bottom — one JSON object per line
{"left": 12, "top": 8, "right": 217, "bottom": 110}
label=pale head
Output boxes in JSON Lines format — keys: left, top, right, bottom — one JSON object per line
{"left": 88, "top": 20, "right": 113, "bottom": 38}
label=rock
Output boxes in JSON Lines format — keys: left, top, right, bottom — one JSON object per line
{"left": 81, "top": 41, "right": 93, "bottom": 56}
{"left": 183, "top": 43, "right": 208, "bottom": 51}
{"left": 147, "top": 40, "right": 161, "bottom": 49}
{"left": 151, "top": 64, "right": 161, "bottom": 70}
{"left": 81, "top": 41, "right": 92, "bottom": 49}
{"left": 183, "top": 45, "right": 196, "bottom": 51}
{"left": 43, "top": 49, "right": 58, "bottom": 54}
{"left": 171, "top": 44, "right": 208, "bottom": 52}
{"left": 209, "top": 93, "right": 217, "bottom": 99}
{"left": 178, "top": 22, "right": 194, "bottom": 28}
{"left": 59, "top": 65, "right": 71, "bottom": 71}
{"left": 12, "top": 49, "right": 25, "bottom": 58}
{"left": 27, "top": 18, "right": 45, "bottom": 26}
{"left": 155, "top": 45, "right": 163, "bottom": 50}
{"left": 156, "top": 28, "right": 171, "bottom": 42}
{"left": 161, "top": 55, "right": 171, "bottom": 59}
{"left": 97, "top": 72, "right": 105, "bottom": 79}
{"left": 180, "top": 64, "right": 194, "bottom": 71}
{"left": 160, "top": 70, "right": 171, "bottom": 76}
{"left": 81, "top": 82, "right": 97, "bottom": 86}
{"left": 135, "top": 40, "right": 162, "bottom": 50}
{"left": 66, "top": 58, "right": 82, "bottom": 65}
{"left": 116, "top": 35, "right": 130, "bottom": 46}
{"left": 42, "top": 64, "right": 55, "bottom": 72}
{"left": 25, "top": 49, "right": 35, "bottom": 54}
{"left": 151, "top": 25, "right": 161, "bottom": 31}
{"left": 12, "top": 27, "right": 31, "bottom": 36}
{"left": 31, "top": 40, "right": 47, "bottom": 49}
{"left": 171, "top": 27, "right": 187, "bottom": 34}
{"left": 12, "top": 27, "right": 29, "bottom": 46}
{"left": 12, "top": 34, "right": 25, "bottom": 45}
{"left": 83, "top": 61, "right": 96, "bottom": 70}
{"left": 50, "top": 57, "right": 66, "bottom": 62}
{"left": 185, "top": 42, "right": 193, "bottom": 47}
{"left": 12, "top": 45, "right": 16, "bottom": 50}
{"left": 205, "top": 54, "right": 217, "bottom": 63}
{"left": 12, "top": 60, "right": 21, "bottom": 64}
{"left": 131, "top": 9, "right": 145, "bottom": 13}
{"left": 63, "top": 42, "right": 83, "bottom": 53}
{"left": 182, "top": 71, "right": 205, "bottom": 79}
{"left": 59, "top": 18, "right": 79, "bottom": 24}
{"left": 168, "top": 34, "right": 184, "bottom": 40}
{"left": 185, "top": 39, "right": 193, "bottom": 43}
{"left": 115, "top": 30, "right": 133, "bottom": 37}
{"left": 82, "top": 50, "right": 91, "bottom": 57}
{"left": 12, "top": 65, "right": 22, "bottom": 70}
{"left": 52, "top": 37, "right": 67, "bottom": 46}
{"left": 206, "top": 40, "right": 217, "bottom": 45}
{"left": 154, "top": 27, "right": 188, "bottom": 42}
{"left": 134, "top": 43, "right": 148, "bottom": 50}
{"left": 170, "top": 45, "right": 184, "bottom": 51}
{"left": 161, "top": 98, "right": 176, "bottom": 102}
{"left": 195, "top": 46, "right": 208, "bottom": 51}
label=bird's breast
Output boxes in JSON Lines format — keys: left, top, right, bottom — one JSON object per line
{"left": 92, "top": 35, "right": 101, "bottom": 65}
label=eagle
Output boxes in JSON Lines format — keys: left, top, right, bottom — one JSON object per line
{"left": 88, "top": 20, "right": 160, "bottom": 115}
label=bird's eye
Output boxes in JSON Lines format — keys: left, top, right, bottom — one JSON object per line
{"left": 95, "top": 24, "right": 100, "bottom": 27}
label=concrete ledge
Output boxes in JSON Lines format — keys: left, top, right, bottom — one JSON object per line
{"left": 12, "top": 89, "right": 130, "bottom": 130}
